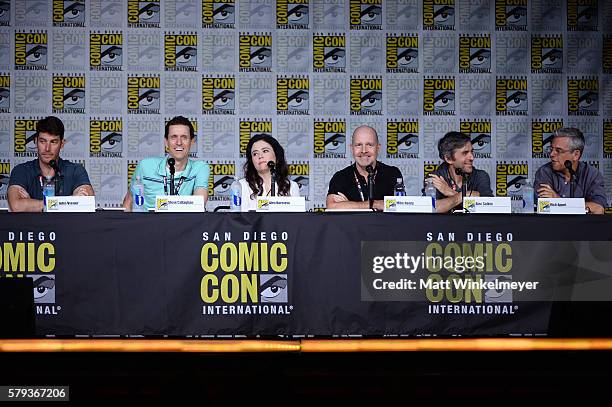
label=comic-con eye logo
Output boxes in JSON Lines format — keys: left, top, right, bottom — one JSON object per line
{"left": 15, "top": 31, "right": 48, "bottom": 70}
{"left": 387, "top": 120, "right": 419, "bottom": 159}
{"left": 423, "top": 76, "right": 455, "bottom": 115}
{"left": 90, "top": 32, "right": 123, "bottom": 71}
{"left": 423, "top": 0, "right": 455, "bottom": 30}
{"left": 277, "top": 0, "right": 309, "bottom": 29}
{"left": 52, "top": 75, "right": 85, "bottom": 114}
{"left": 459, "top": 35, "right": 491, "bottom": 73}
{"left": 386, "top": 34, "right": 418, "bottom": 73}
{"left": 202, "top": 76, "right": 235, "bottom": 115}
{"left": 127, "top": 75, "right": 160, "bottom": 114}
{"left": 165, "top": 33, "right": 197, "bottom": 72}
{"left": 496, "top": 77, "right": 528, "bottom": 116}
{"left": 53, "top": 0, "right": 85, "bottom": 27}
{"left": 14, "top": 118, "right": 39, "bottom": 158}
{"left": 239, "top": 119, "right": 272, "bottom": 157}
{"left": 350, "top": 76, "right": 382, "bottom": 115}
{"left": 288, "top": 162, "right": 309, "bottom": 197}
{"left": 495, "top": 0, "right": 527, "bottom": 31}
{"left": 568, "top": 77, "right": 598, "bottom": 116}
{"left": 0, "top": 74, "right": 9, "bottom": 113}
{"left": 350, "top": 0, "right": 382, "bottom": 30}
{"left": 603, "top": 120, "right": 612, "bottom": 159}
{"left": 313, "top": 120, "right": 346, "bottom": 159}
{"left": 460, "top": 120, "right": 491, "bottom": 158}
{"left": 207, "top": 162, "right": 235, "bottom": 200}
{"left": 239, "top": 34, "right": 272, "bottom": 72}
{"left": 531, "top": 35, "right": 563, "bottom": 74}
{"left": 0, "top": 1, "right": 9, "bottom": 26}
{"left": 127, "top": 0, "right": 160, "bottom": 28}
{"left": 277, "top": 76, "right": 309, "bottom": 115}
{"left": 313, "top": 34, "right": 346, "bottom": 72}
{"left": 567, "top": 0, "right": 598, "bottom": 31}
{"left": 33, "top": 275, "right": 56, "bottom": 304}
{"left": 496, "top": 162, "right": 528, "bottom": 198}
{"left": 0, "top": 161, "right": 10, "bottom": 198}
{"left": 531, "top": 120, "right": 562, "bottom": 159}
{"left": 90, "top": 118, "right": 123, "bottom": 158}
{"left": 202, "top": 0, "right": 235, "bottom": 28}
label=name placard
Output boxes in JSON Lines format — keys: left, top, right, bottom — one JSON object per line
{"left": 46, "top": 196, "right": 96, "bottom": 213}
{"left": 463, "top": 197, "right": 511, "bottom": 214}
{"left": 155, "top": 195, "right": 205, "bottom": 212}
{"left": 384, "top": 196, "right": 434, "bottom": 213}
{"left": 537, "top": 198, "right": 586, "bottom": 215}
{"left": 256, "top": 197, "right": 306, "bottom": 212}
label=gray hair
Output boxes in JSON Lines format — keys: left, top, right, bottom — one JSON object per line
{"left": 554, "top": 127, "right": 584, "bottom": 156}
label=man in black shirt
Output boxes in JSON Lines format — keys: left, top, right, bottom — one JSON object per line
{"left": 327, "top": 125, "right": 402, "bottom": 211}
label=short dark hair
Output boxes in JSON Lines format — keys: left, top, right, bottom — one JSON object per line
{"left": 36, "top": 116, "right": 64, "bottom": 140}
{"left": 165, "top": 116, "right": 195, "bottom": 139}
{"left": 438, "top": 131, "right": 471, "bottom": 161}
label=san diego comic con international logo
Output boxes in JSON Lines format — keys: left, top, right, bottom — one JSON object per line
{"left": 164, "top": 32, "right": 197, "bottom": 72}
{"left": 202, "top": 0, "right": 235, "bottom": 28}
{"left": 288, "top": 162, "right": 309, "bottom": 197}
{"left": 350, "top": 0, "right": 382, "bottom": 30}
{"left": 531, "top": 119, "right": 562, "bottom": 159}
{"left": 52, "top": 74, "right": 85, "bottom": 114}
{"left": 0, "top": 74, "right": 9, "bottom": 113}
{"left": 52, "top": 0, "right": 85, "bottom": 27}
{"left": 423, "top": 76, "right": 455, "bottom": 115}
{"left": 423, "top": 0, "right": 455, "bottom": 30}
{"left": 604, "top": 120, "right": 612, "bottom": 159}
{"left": 127, "top": 160, "right": 138, "bottom": 189}
{"left": 239, "top": 119, "right": 272, "bottom": 158}
{"left": 313, "top": 119, "right": 346, "bottom": 159}
{"left": 603, "top": 35, "right": 612, "bottom": 75}
{"left": 386, "top": 34, "right": 418, "bottom": 73}
{"left": 90, "top": 32, "right": 123, "bottom": 71}
{"left": 277, "top": 0, "right": 309, "bottom": 29}
{"left": 127, "top": 75, "right": 160, "bottom": 114}
{"left": 567, "top": 0, "right": 598, "bottom": 31}
{"left": 496, "top": 161, "right": 529, "bottom": 199}
{"left": 387, "top": 120, "right": 419, "bottom": 159}
{"left": 531, "top": 35, "right": 563, "bottom": 74}
{"left": 350, "top": 76, "right": 382, "bottom": 115}
{"left": 460, "top": 120, "right": 492, "bottom": 159}
{"left": 459, "top": 35, "right": 491, "bottom": 74}
{"left": 208, "top": 162, "right": 235, "bottom": 201}
{"left": 202, "top": 75, "right": 235, "bottom": 115}
{"left": 313, "top": 33, "right": 345, "bottom": 73}
{"left": 239, "top": 33, "right": 272, "bottom": 72}
{"left": 423, "top": 161, "right": 441, "bottom": 180}
{"left": 13, "top": 117, "right": 39, "bottom": 158}
{"left": 568, "top": 76, "right": 598, "bottom": 116}
{"left": 496, "top": 76, "right": 528, "bottom": 116}
{"left": 127, "top": 0, "right": 160, "bottom": 28}
{"left": 0, "top": 161, "right": 10, "bottom": 200}
{"left": 495, "top": 0, "right": 527, "bottom": 31}
{"left": 15, "top": 30, "right": 47, "bottom": 70}
{"left": 277, "top": 76, "right": 309, "bottom": 115}
{"left": 90, "top": 118, "right": 123, "bottom": 158}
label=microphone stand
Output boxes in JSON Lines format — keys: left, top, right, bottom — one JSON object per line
{"left": 168, "top": 160, "right": 176, "bottom": 195}
{"left": 564, "top": 160, "right": 576, "bottom": 198}
{"left": 268, "top": 162, "right": 276, "bottom": 196}
{"left": 50, "top": 160, "right": 61, "bottom": 195}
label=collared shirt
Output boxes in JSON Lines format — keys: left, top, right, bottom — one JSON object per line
{"left": 327, "top": 162, "right": 403, "bottom": 201}
{"left": 8, "top": 158, "right": 91, "bottom": 199}
{"left": 425, "top": 162, "right": 493, "bottom": 210}
{"left": 131, "top": 156, "right": 210, "bottom": 209}
{"left": 534, "top": 161, "right": 607, "bottom": 208}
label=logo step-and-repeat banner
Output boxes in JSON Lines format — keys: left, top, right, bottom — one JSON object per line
{"left": 0, "top": 0, "right": 611, "bottom": 211}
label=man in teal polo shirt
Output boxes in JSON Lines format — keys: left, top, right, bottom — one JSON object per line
{"left": 122, "top": 116, "right": 209, "bottom": 211}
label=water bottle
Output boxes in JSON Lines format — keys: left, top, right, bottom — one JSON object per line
{"left": 230, "top": 178, "right": 242, "bottom": 212}
{"left": 42, "top": 176, "right": 54, "bottom": 211}
{"left": 425, "top": 178, "right": 437, "bottom": 213}
{"left": 131, "top": 176, "right": 146, "bottom": 212}
{"left": 394, "top": 177, "right": 406, "bottom": 196}
{"left": 521, "top": 179, "right": 535, "bottom": 214}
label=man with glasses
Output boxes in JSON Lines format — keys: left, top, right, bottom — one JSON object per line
{"left": 326, "top": 125, "right": 402, "bottom": 211}
{"left": 535, "top": 127, "right": 606, "bottom": 214}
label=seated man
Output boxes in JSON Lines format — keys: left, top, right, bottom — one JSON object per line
{"left": 535, "top": 127, "right": 606, "bottom": 214}
{"left": 8, "top": 116, "right": 94, "bottom": 212}
{"left": 122, "top": 116, "right": 209, "bottom": 211}
{"left": 326, "top": 125, "right": 402, "bottom": 211}
{"left": 426, "top": 131, "right": 493, "bottom": 213}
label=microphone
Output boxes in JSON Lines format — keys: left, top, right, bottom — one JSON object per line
{"left": 365, "top": 165, "right": 375, "bottom": 209}
{"left": 49, "top": 159, "right": 59, "bottom": 172}
{"left": 267, "top": 161, "right": 277, "bottom": 197}
{"left": 564, "top": 160, "right": 575, "bottom": 175}
{"left": 564, "top": 160, "right": 576, "bottom": 198}
{"left": 167, "top": 158, "right": 176, "bottom": 173}
{"left": 167, "top": 158, "right": 176, "bottom": 195}
{"left": 365, "top": 165, "right": 374, "bottom": 174}
{"left": 267, "top": 161, "right": 276, "bottom": 171}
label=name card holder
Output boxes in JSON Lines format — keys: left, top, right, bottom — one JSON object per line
{"left": 45, "top": 196, "right": 96, "bottom": 213}
{"left": 537, "top": 198, "right": 586, "bottom": 215}
{"left": 155, "top": 195, "right": 205, "bottom": 212}
{"left": 384, "top": 196, "right": 434, "bottom": 213}
{"left": 256, "top": 197, "right": 306, "bottom": 212}
{"left": 463, "top": 197, "right": 511, "bottom": 214}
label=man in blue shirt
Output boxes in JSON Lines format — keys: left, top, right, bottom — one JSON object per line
{"left": 535, "top": 127, "right": 606, "bottom": 214}
{"left": 8, "top": 116, "right": 94, "bottom": 212}
{"left": 122, "top": 116, "right": 210, "bottom": 211}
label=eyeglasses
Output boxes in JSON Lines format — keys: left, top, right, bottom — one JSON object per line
{"left": 545, "top": 146, "right": 574, "bottom": 155}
